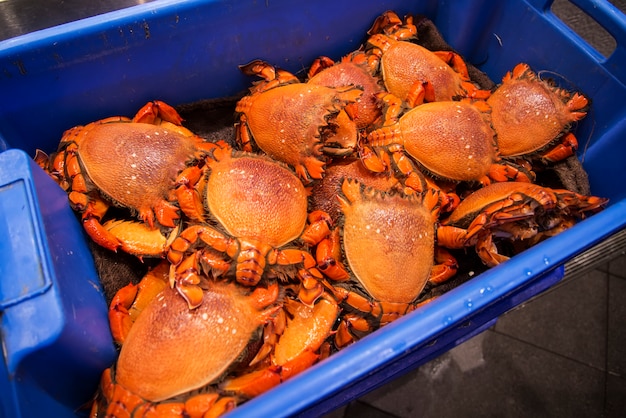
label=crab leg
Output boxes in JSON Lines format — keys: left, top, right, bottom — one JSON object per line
{"left": 108, "top": 261, "right": 170, "bottom": 344}
{"left": 80, "top": 199, "right": 123, "bottom": 252}
{"left": 221, "top": 295, "right": 338, "bottom": 398}
{"left": 428, "top": 247, "right": 459, "bottom": 286}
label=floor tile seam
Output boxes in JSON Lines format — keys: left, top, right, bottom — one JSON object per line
{"left": 608, "top": 271, "right": 626, "bottom": 281}
{"left": 490, "top": 274, "right": 604, "bottom": 326}
{"left": 350, "top": 400, "right": 404, "bottom": 418}
{"left": 504, "top": 270, "right": 594, "bottom": 308}
{"left": 490, "top": 328, "right": 608, "bottom": 373}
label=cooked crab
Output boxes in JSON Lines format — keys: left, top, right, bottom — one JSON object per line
{"left": 362, "top": 97, "right": 534, "bottom": 192}
{"left": 487, "top": 62, "right": 589, "bottom": 165}
{"left": 361, "top": 11, "right": 491, "bottom": 107}
{"left": 36, "top": 100, "right": 217, "bottom": 257}
{"left": 307, "top": 179, "right": 457, "bottom": 345}
{"left": 168, "top": 141, "right": 328, "bottom": 308}
{"left": 92, "top": 264, "right": 281, "bottom": 417}
{"left": 235, "top": 59, "right": 363, "bottom": 181}
{"left": 437, "top": 182, "right": 608, "bottom": 267}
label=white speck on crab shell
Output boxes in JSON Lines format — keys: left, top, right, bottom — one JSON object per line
{"left": 232, "top": 328, "right": 237, "bottom": 334}
{"left": 154, "top": 131, "right": 160, "bottom": 136}
{"left": 365, "top": 224, "right": 371, "bottom": 230}
{"left": 201, "top": 312, "right": 208, "bottom": 320}
{"left": 131, "top": 163, "right": 137, "bottom": 168}
{"left": 216, "top": 316, "right": 224, "bottom": 324}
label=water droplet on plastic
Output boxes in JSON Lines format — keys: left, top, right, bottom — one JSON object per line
{"left": 465, "top": 300, "right": 473, "bottom": 309}
{"left": 543, "top": 256, "right": 550, "bottom": 265}
{"left": 443, "top": 316, "right": 453, "bottom": 325}
{"left": 525, "top": 269, "right": 533, "bottom": 277}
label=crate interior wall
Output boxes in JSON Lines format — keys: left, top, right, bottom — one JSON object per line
{"left": 0, "top": 0, "right": 625, "bottom": 417}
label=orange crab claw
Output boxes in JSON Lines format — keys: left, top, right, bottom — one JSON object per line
{"left": 428, "top": 247, "right": 459, "bottom": 286}
{"left": 541, "top": 132, "right": 578, "bottom": 163}
{"left": 307, "top": 55, "right": 336, "bottom": 78}
{"left": 108, "top": 283, "right": 138, "bottom": 344}
{"left": 80, "top": 200, "right": 122, "bottom": 252}
{"left": 300, "top": 210, "right": 333, "bottom": 246}
{"left": 132, "top": 100, "right": 184, "bottom": 125}
{"left": 108, "top": 261, "right": 170, "bottom": 344}
{"left": 314, "top": 228, "right": 350, "bottom": 282}
{"left": 221, "top": 295, "right": 338, "bottom": 398}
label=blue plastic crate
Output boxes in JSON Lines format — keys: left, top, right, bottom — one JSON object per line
{"left": 0, "top": 0, "right": 625, "bottom": 416}
{"left": 0, "top": 149, "right": 117, "bottom": 417}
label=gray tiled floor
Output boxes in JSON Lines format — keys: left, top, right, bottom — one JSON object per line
{"left": 323, "top": 252, "right": 626, "bottom": 417}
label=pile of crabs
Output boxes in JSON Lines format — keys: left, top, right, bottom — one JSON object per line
{"left": 35, "top": 10, "right": 608, "bottom": 418}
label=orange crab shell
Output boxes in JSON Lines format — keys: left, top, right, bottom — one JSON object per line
{"left": 114, "top": 281, "right": 280, "bottom": 402}
{"left": 307, "top": 56, "right": 385, "bottom": 130}
{"left": 309, "top": 158, "right": 402, "bottom": 223}
{"left": 438, "top": 182, "right": 608, "bottom": 266}
{"left": 204, "top": 151, "right": 309, "bottom": 249}
{"left": 367, "top": 100, "right": 498, "bottom": 182}
{"left": 444, "top": 181, "right": 607, "bottom": 229}
{"left": 72, "top": 123, "right": 193, "bottom": 209}
{"left": 373, "top": 35, "right": 467, "bottom": 102}
{"left": 58, "top": 108, "right": 212, "bottom": 229}
{"left": 236, "top": 82, "right": 363, "bottom": 180}
{"left": 487, "top": 63, "right": 589, "bottom": 158}
{"left": 40, "top": 101, "right": 218, "bottom": 257}
{"left": 338, "top": 179, "right": 436, "bottom": 304}
{"left": 167, "top": 146, "right": 325, "bottom": 308}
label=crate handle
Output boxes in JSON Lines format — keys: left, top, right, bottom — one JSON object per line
{"left": 567, "top": 0, "right": 626, "bottom": 44}
{"left": 535, "top": 0, "right": 626, "bottom": 83}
